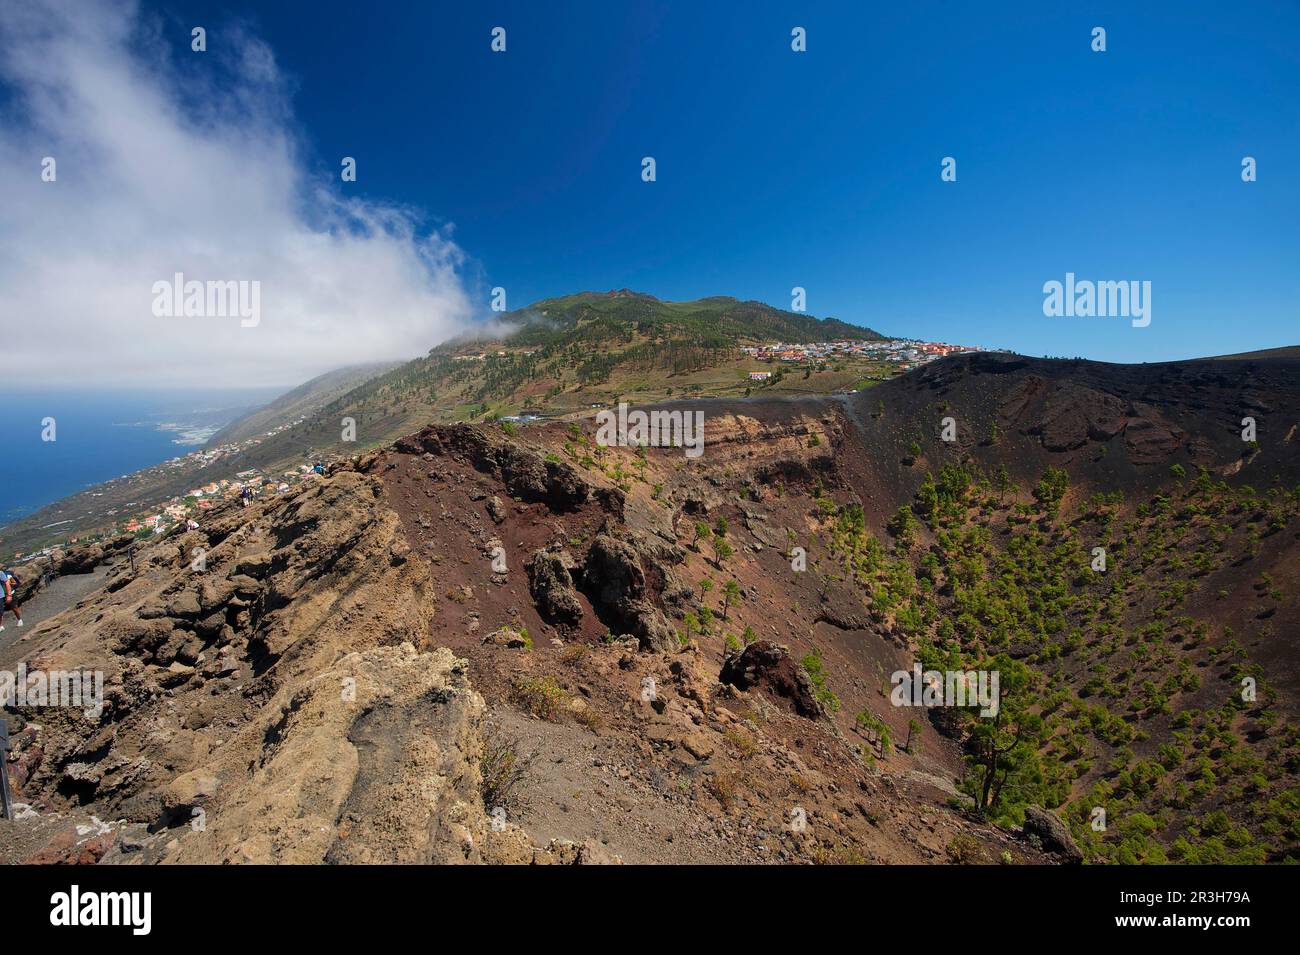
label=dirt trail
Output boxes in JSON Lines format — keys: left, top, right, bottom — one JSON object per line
{"left": 0, "top": 566, "right": 110, "bottom": 667}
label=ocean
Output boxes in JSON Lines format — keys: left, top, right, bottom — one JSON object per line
{"left": 0, "top": 388, "right": 282, "bottom": 528}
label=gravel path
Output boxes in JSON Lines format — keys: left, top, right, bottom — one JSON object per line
{"left": 0, "top": 566, "right": 111, "bottom": 667}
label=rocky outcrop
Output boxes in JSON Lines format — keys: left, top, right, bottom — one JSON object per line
{"left": 526, "top": 547, "right": 584, "bottom": 626}
{"left": 394, "top": 424, "right": 616, "bottom": 514}
{"left": 581, "top": 535, "right": 677, "bottom": 652}
{"left": 5, "top": 534, "right": 135, "bottom": 605}
{"left": 719, "top": 641, "right": 823, "bottom": 719}
{"left": 815, "top": 580, "right": 872, "bottom": 631}
{"left": 585, "top": 535, "right": 646, "bottom": 606}
{"left": 5, "top": 468, "right": 612, "bottom": 865}
{"left": 1122, "top": 411, "right": 1185, "bottom": 466}
{"left": 739, "top": 502, "right": 787, "bottom": 548}
{"left": 622, "top": 602, "right": 679, "bottom": 653}
{"left": 482, "top": 626, "right": 529, "bottom": 648}
{"left": 1036, "top": 383, "right": 1127, "bottom": 452}
{"left": 1022, "top": 805, "right": 1083, "bottom": 864}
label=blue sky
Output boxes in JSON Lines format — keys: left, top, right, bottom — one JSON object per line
{"left": 25, "top": 0, "right": 1300, "bottom": 369}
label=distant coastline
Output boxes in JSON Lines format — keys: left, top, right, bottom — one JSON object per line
{"left": 0, "top": 388, "right": 279, "bottom": 527}
{"left": 129, "top": 420, "right": 225, "bottom": 446}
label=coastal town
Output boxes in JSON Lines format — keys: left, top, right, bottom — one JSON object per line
{"left": 116, "top": 461, "right": 327, "bottom": 537}
{"left": 6, "top": 414, "right": 323, "bottom": 564}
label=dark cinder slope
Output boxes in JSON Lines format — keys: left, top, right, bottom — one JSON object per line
{"left": 843, "top": 351, "right": 1300, "bottom": 513}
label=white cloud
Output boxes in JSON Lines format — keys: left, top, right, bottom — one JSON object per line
{"left": 0, "top": 0, "right": 475, "bottom": 388}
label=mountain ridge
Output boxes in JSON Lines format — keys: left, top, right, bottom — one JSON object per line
{"left": 445, "top": 290, "right": 888, "bottom": 350}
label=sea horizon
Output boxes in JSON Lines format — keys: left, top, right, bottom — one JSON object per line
{"left": 0, "top": 386, "right": 283, "bottom": 528}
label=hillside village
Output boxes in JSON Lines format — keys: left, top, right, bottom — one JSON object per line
{"left": 117, "top": 461, "right": 326, "bottom": 537}
{"left": 742, "top": 338, "right": 983, "bottom": 368}
{"left": 6, "top": 414, "right": 322, "bottom": 564}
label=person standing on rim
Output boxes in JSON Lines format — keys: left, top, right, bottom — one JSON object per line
{"left": 0, "top": 569, "right": 23, "bottom": 633}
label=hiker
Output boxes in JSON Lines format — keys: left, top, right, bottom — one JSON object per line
{"left": 241, "top": 486, "right": 251, "bottom": 508}
{"left": 0, "top": 569, "right": 23, "bottom": 632}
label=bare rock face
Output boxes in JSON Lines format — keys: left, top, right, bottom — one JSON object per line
{"left": 995, "top": 371, "right": 1193, "bottom": 466}
{"left": 6, "top": 560, "right": 52, "bottom": 605}
{"left": 396, "top": 424, "right": 601, "bottom": 513}
{"left": 581, "top": 535, "right": 677, "bottom": 652}
{"left": 8, "top": 534, "right": 135, "bottom": 607}
{"left": 1022, "top": 805, "right": 1083, "bottom": 864}
{"left": 321, "top": 644, "right": 503, "bottom": 864}
{"left": 739, "top": 502, "right": 786, "bottom": 548}
{"left": 57, "top": 542, "right": 105, "bottom": 575}
{"left": 584, "top": 535, "right": 646, "bottom": 605}
{"left": 816, "top": 580, "right": 872, "bottom": 631}
{"left": 537, "top": 457, "right": 592, "bottom": 511}
{"left": 1122, "top": 409, "right": 1185, "bottom": 466}
{"left": 719, "top": 641, "right": 823, "bottom": 719}
{"left": 7, "top": 468, "right": 609, "bottom": 865}
{"left": 1037, "top": 383, "right": 1127, "bottom": 452}
{"left": 623, "top": 601, "right": 679, "bottom": 653}
{"left": 525, "top": 547, "right": 584, "bottom": 626}
{"left": 997, "top": 374, "right": 1049, "bottom": 424}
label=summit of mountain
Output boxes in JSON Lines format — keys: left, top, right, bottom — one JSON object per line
{"left": 466, "top": 289, "right": 886, "bottom": 348}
